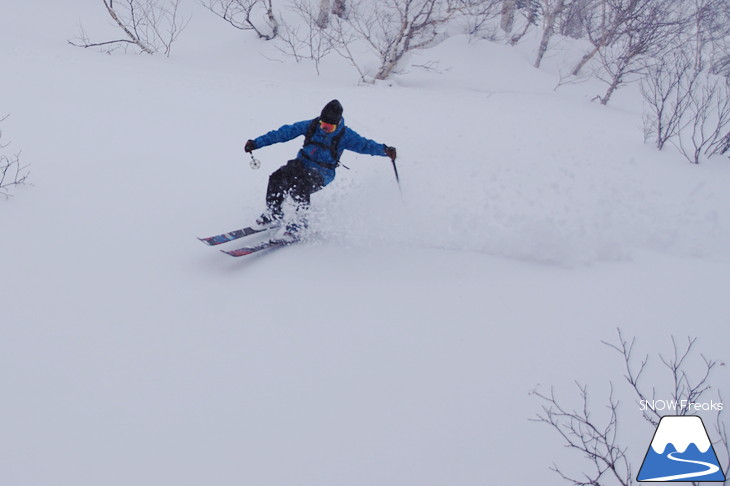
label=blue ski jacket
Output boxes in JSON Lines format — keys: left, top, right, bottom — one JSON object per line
{"left": 253, "top": 117, "right": 388, "bottom": 186}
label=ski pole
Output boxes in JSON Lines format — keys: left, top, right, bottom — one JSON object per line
{"left": 390, "top": 157, "right": 403, "bottom": 199}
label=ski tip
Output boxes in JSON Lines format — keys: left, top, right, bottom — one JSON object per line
{"left": 199, "top": 235, "right": 236, "bottom": 246}
{"left": 221, "top": 238, "right": 296, "bottom": 257}
{"left": 221, "top": 248, "right": 255, "bottom": 257}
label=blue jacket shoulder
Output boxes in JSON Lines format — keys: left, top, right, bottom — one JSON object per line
{"left": 254, "top": 120, "right": 311, "bottom": 149}
{"left": 340, "top": 126, "right": 387, "bottom": 157}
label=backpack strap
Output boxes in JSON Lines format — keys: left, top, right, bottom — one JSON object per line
{"left": 302, "top": 118, "right": 346, "bottom": 166}
{"left": 303, "top": 118, "right": 319, "bottom": 147}
{"left": 330, "top": 127, "right": 346, "bottom": 162}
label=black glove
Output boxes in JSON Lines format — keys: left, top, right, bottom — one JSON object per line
{"left": 244, "top": 140, "right": 256, "bottom": 153}
{"left": 384, "top": 146, "right": 397, "bottom": 162}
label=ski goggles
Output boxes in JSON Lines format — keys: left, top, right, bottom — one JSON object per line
{"left": 319, "top": 120, "right": 337, "bottom": 133}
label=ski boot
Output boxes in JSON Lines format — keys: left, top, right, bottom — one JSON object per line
{"left": 253, "top": 210, "right": 283, "bottom": 231}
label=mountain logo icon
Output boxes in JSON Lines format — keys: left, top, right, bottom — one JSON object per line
{"left": 638, "top": 416, "right": 726, "bottom": 482}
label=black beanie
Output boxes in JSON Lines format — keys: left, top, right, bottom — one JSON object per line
{"left": 320, "top": 99, "right": 343, "bottom": 124}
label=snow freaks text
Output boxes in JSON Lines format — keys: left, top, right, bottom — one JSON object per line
{"left": 639, "top": 400, "right": 724, "bottom": 412}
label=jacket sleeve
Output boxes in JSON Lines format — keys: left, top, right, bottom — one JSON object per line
{"left": 253, "top": 120, "right": 311, "bottom": 149}
{"left": 341, "top": 128, "right": 388, "bottom": 156}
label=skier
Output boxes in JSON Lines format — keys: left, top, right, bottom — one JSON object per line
{"left": 244, "top": 99, "right": 397, "bottom": 239}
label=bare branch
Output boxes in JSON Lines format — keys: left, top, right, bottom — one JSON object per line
{"left": 333, "top": 0, "right": 458, "bottom": 81}
{"left": 202, "top": 0, "right": 279, "bottom": 40}
{"left": 535, "top": 330, "right": 728, "bottom": 486}
{"left": 603, "top": 328, "right": 661, "bottom": 426}
{"left": 674, "top": 72, "right": 730, "bottom": 163}
{"left": 276, "top": 0, "right": 334, "bottom": 74}
{"left": 531, "top": 381, "right": 633, "bottom": 486}
{"left": 71, "top": 0, "right": 190, "bottom": 56}
{"left": 641, "top": 52, "right": 700, "bottom": 150}
{"left": 0, "top": 115, "right": 30, "bottom": 198}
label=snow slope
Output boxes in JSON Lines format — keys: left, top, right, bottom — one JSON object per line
{"left": 1, "top": 2, "right": 729, "bottom": 486}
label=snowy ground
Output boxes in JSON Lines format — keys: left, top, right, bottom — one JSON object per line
{"left": 1, "top": 2, "right": 730, "bottom": 486}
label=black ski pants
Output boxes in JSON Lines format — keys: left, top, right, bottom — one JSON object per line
{"left": 266, "top": 159, "right": 325, "bottom": 218}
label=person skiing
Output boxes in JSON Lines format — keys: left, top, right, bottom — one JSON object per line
{"left": 244, "top": 99, "right": 397, "bottom": 239}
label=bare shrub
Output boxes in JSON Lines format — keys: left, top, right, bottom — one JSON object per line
{"left": 278, "top": 0, "right": 334, "bottom": 73}
{"left": 674, "top": 73, "right": 730, "bottom": 163}
{"left": 70, "top": 0, "right": 190, "bottom": 56}
{"left": 532, "top": 329, "right": 730, "bottom": 486}
{"left": 641, "top": 52, "right": 700, "bottom": 150}
{"left": 592, "top": 0, "right": 687, "bottom": 105}
{"left": 282, "top": 0, "right": 458, "bottom": 82}
{"left": 349, "top": 0, "right": 458, "bottom": 81}
{"left": 455, "top": 0, "right": 502, "bottom": 39}
{"left": 202, "top": 0, "right": 279, "bottom": 40}
{"left": 0, "top": 115, "right": 29, "bottom": 198}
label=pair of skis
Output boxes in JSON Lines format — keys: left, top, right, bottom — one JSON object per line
{"left": 198, "top": 224, "right": 297, "bottom": 257}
